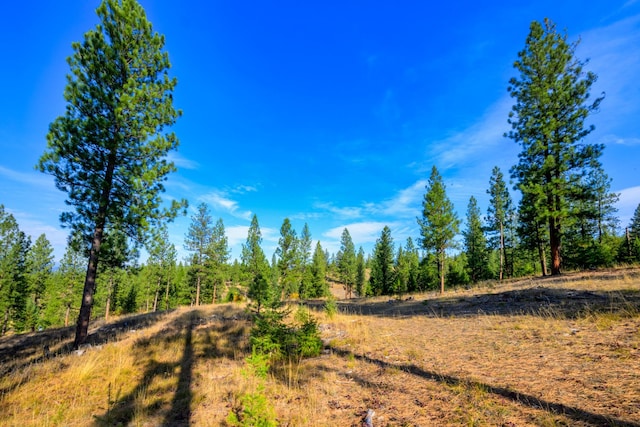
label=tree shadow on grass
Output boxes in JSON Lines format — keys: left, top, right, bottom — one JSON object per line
{"left": 93, "top": 310, "right": 197, "bottom": 426}
{"left": 0, "top": 310, "right": 172, "bottom": 400}
{"left": 93, "top": 306, "right": 251, "bottom": 426}
{"left": 329, "top": 346, "right": 640, "bottom": 427}
{"left": 333, "top": 287, "right": 640, "bottom": 320}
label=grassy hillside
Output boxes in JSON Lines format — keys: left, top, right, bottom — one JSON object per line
{"left": 1, "top": 269, "right": 639, "bottom": 426}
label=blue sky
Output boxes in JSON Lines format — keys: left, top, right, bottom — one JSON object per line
{"left": 1, "top": 1, "right": 639, "bottom": 263}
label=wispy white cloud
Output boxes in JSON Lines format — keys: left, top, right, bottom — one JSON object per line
{"left": 324, "top": 221, "right": 394, "bottom": 243}
{"left": 7, "top": 207, "right": 68, "bottom": 261}
{"left": 366, "top": 179, "right": 427, "bottom": 218}
{"left": 599, "top": 134, "right": 640, "bottom": 146}
{"left": 578, "top": 14, "right": 640, "bottom": 133}
{"left": 428, "top": 96, "right": 514, "bottom": 170}
{"left": 225, "top": 224, "right": 279, "bottom": 260}
{"left": 200, "top": 191, "right": 252, "bottom": 220}
{"left": 617, "top": 186, "right": 640, "bottom": 210}
{"left": 314, "top": 202, "right": 363, "bottom": 219}
{"left": 167, "top": 152, "right": 199, "bottom": 170}
{"left": 613, "top": 185, "right": 640, "bottom": 228}
{"left": 0, "top": 165, "right": 55, "bottom": 188}
{"left": 231, "top": 184, "right": 258, "bottom": 194}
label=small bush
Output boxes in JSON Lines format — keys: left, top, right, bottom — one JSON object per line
{"left": 250, "top": 307, "right": 323, "bottom": 364}
{"left": 324, "top": 297, "right": 338, "bottom": 319}
{"left": 227, "top": 386, "right": 277, "bottom": 427}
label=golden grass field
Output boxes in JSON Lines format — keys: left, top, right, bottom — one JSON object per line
{"left": 1, "top": 269, "right": 639, "bottom": 426}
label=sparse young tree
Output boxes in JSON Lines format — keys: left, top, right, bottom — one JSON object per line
{"left": 276, "top": 218, "right": 299, "bottom": 297}
{"left": 355, "top": 247, "right": 368, "bottom": 297}
{"left": 507, "top": 18, "right": 604, "bottom": 276}
{"left": 37, "top": 0, "right": 185, "bottom": 348}
{"left": 309, "top": 241, "right": 328, "bottom": 298}
{"left": 463, "top": 196, "right": 490, "bottom": 283}
{"left": 184, "top": 203, "right": 213, "bottom": 306}
{"left": 486, "top": 166, "right": 514, "bottom": 280}
{"left": 205, "top": 218, "right": 230, "bottom": 303}
{"left": 336, "top": 228, "right": 356, "bottom": 298}
{"left": 418, "top": 166, "right": 460, "bottom": 294}
{"left": 517, "top": 191, "right": 549, "bottom": 275}
{"left": 403, "top": 237, "right": 420, "bottom": 293}
{"left": 625, "top": 203, "right": 640, "bottom": 262}
{"left": 147, "top": 226, "right": 177, "bottom": 311}
{"left": 243, "top": 215, "right": 272, "bottom": 312}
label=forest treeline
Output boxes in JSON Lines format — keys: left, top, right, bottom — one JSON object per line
{"left": 2, "top": 193, "right": 640, "bottom": 335}
{"left": 1, "top": 2, "right": 639, "bottom": 341}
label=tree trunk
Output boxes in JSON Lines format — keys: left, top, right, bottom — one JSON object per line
{"left": 195, "top": 273, "right": 201, "bottom": 306}
{"left": 65, "top": 304, "right": 70, "bottom": 327}
{"left": 212, "top": 280, "right": 217, "bottom": 304}
{"left": 439, "top": 250, "right": 445, "bottom": 295}
{"left": 549, "top": 216, "right": 561, "bottom": 275}
{"left": 74, "top": 235, "right": 103, "bottom": 348}
{"left": 105, "top": 294, "right": 111, "bottom": 322}
{"left": 2, "top": 308, "right": 8, "bottom": 335}
{"left": 73, "top": 149, "right": 115, "bottom": 349}
{"left": 153, "top": 278, "right": 160, "bottom": 312}
{"left": 105, "top": 276, "right": 113, "bottom": 322}
{"left": 499, "top": 222, "right": 504, "bottom": 281}
{"left": 164, "top": 275, "right": 171, "bottom": 311}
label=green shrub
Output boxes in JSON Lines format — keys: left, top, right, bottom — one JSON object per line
{"left": 227, "top": 386, "right": 277, "bottom": 427}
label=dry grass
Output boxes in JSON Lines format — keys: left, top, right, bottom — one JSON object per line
{"left": 1, "top": 270, "right": 640, "bottom": 426}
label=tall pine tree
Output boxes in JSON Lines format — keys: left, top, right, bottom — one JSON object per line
{"left": 184, "top": 203, "right": 213, "bottom": 306}
{"left": 507, "top": 19, "right": 604, "bottom": 275}
{"left": 37, "top": 0, "right": 185, "bottom": 348}
{"left": 418, "top": 166, "right": 459, "bottom": 294}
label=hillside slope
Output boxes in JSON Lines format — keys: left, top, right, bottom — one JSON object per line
{"left": 1, "top": 269, "right": 639, "bottom": 426}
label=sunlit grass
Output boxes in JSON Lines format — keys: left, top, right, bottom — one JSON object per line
{"left": 1, "top": 270, "right": 639, "bottom": 425}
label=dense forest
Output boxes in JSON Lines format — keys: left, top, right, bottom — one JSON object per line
{"left": 1, "top": 3, "right": 640, "bottom": 341}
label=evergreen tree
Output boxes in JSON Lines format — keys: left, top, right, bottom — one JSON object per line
{"left": 184, "top": 202, "right": 213, "bottom": 306}
{"left": 355, "top": 246, "right": 368, "bottom": 297}
{"left": 309, "top": 241, "right": 328, "bottom": 298}
{"left": 0, "top": 206, "right": 30, "bottom": 334}
{"left": 276, "top": 218, "right": 299, "bottom": 297}
{"left": 37, "top": 0, "right": 185, "bottom": 347}
{"left": 243, "top": 215, "right": 272, "bottom": 312}
{"left": 147, "top": 226, "right": 177, "bottom": 311}
{"left": 370, "top": 226, "right": 395, "bottom": 296}
{"left": 205, "top": 218, "right": 230, "bottom": 303}
{"left": 403, "top": 237, "right": 420, "bottom": 293}
{"left": 43, "top": 233, "right": 86, "bottom": 327}
{"left": 563, "top": 167, "right": 619, "bottom": 269}
{"left": 507, "top": 19, "right": 604, "bottom": 275}
{"left": 517, "top": 191, "right": 549, "bottom": 275}
{"left": 299, "top": 223, "right": 312, "bottom": 267}
{"left": 625, "top": 203, "right": 640, "bottom": 262}
{"left": 297, "top": 223, "right": 313, "bottom": 297}
{"left": 486, "top": 166, "right": 514, "bottom": 280}
{"left": 242, "top": 214, "right": 269, "bottom": 277}
{"left": 463, "top": 196, "right": 490, "bottom": 283}
{"left": 418, "top": 166, "right": 460, "bottom": 294}
{"left": 336, "top": 228, "right": 356, "bottom": 298}
{"left": 26, "top": 234, "right": 55, "bottom": 331}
